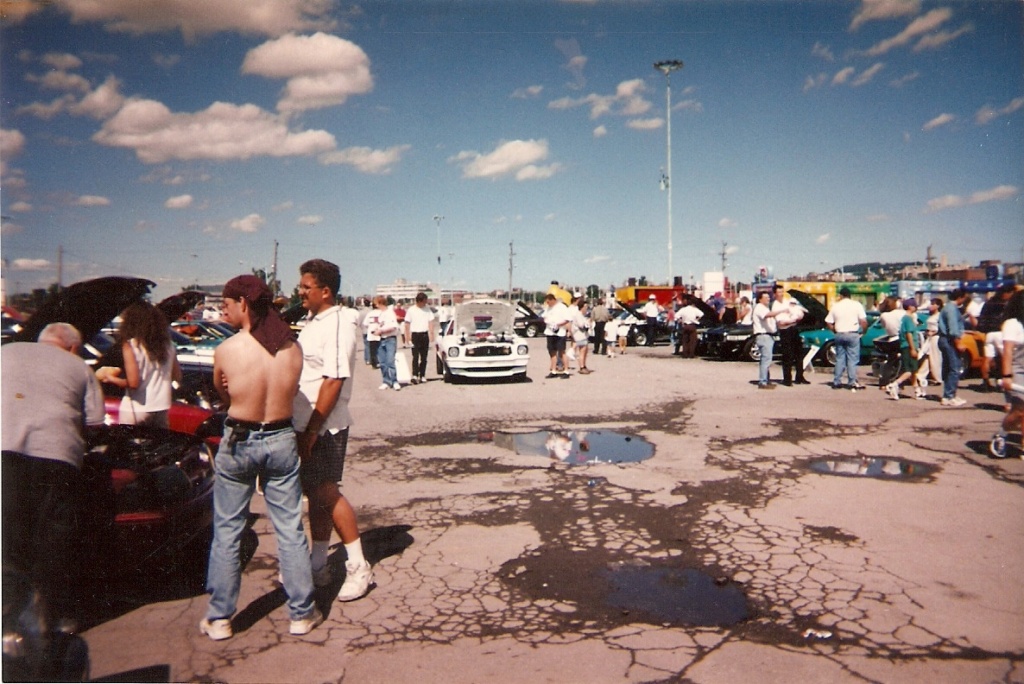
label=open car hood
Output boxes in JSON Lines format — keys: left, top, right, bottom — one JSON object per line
{"left": 516, "top": 301, "right": 542, "bottom": 320}
{"left": 786, "top": 289, "right": 829, "bottom": 327}
{"left": 681, "top": 294, "right": 719, "bottom": 326}
{"left": 452, "top": 299, "right": 516, "bottom": 334}
{"left": 156, "top": 290, "right": 206, "bottom": 323}
{"left": 15, "top": 276, "right": 155, "bottom": 343}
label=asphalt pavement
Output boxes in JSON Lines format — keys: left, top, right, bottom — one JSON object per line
{"left": 83, "top": 340, "right": 1024, "bottom": 683}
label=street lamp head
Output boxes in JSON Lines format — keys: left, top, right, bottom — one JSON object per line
{"left": 654, "top": 60, "right": 684, "bottom": 76}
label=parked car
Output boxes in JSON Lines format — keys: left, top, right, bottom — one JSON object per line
{"left": 514, "top": 301, "right": 545, "bottom": 338}
{"left": 435, "top": 298, "right": 530, "bottom": 382}
{"left": 616, "top": 301, "right": 674, "bottom": 346}
{"left": 11, "top": 276, "right": 218, "bottom": 578}
{"left": 799, "top": 306, "right": 929, "bottom": 368}
{"left": 704, "top": 289, "right": 828, "bottom": 362}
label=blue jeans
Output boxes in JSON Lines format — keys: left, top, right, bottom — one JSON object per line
{"left": 377, "top": 336, "right": 397, "bottom": 385}
{"left": 206, "top": 425, "right": 315, "bottom": 622}
{"left": 833, "top": 332, "right": 861, "bottom": 386}
{"left": 937, "top": 335, "right": 961, "bottom": 399}
{"left": 756, "top": 334, "right": 775, "bottom": 385}
{"left": 363, "top": 334, "right": 370, "bottom": 364}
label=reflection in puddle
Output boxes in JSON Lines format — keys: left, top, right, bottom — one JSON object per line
{"left": 475, "top": 429, "right": 654, "bottom": 465}
{"left": 604, "top": 565, "right": 749, "bottom": 627}
{"left": 808, "top": 456, "right": 938, "bottom": 481}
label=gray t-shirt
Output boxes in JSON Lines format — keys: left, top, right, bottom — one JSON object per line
{"left": 2, "top": 342, "right": 106, "bottom": 468}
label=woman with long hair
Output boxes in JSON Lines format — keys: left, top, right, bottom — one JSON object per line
{"left": 992, "top": 289, "right": 1024, "bottom": 458}
{"left": 99, "top": 301, "right": 181, "bottom": 428}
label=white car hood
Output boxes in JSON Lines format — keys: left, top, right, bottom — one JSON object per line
{"left": 451, "top": 300, "right": 516, "bottom": 334}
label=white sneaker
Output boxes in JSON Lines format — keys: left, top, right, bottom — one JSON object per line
{"left": 393, "top": 382, "right": 402, "bottom": 391}
{"left": 940, "top": 397, "right": 967, "bottom": 407}
{"left": 312, "top": 564, "right": 333, "bottom": 588}
{"left": 915, "top": 388, "right": 926, "bottom": 400}
{"left": 885, "top": 383, "right": 900, "bottom": 400}
{"left": 378, "top": 383, "right": 389, "bottom": 390}
{"left": 199, "top": 618, "right": 233, "bottom": 641}
{"left": 289, "top": 607, "right": 324, "bottom": 636}
{"left": 338, "top": 559, "right": 374, "bottom": 602}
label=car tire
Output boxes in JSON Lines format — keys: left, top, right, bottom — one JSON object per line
{"left": 633, "top": 330, "right": 648, "bottom": 347}
{"left": 820, "top": 341, "right": 837, "bottom": 367}
{"left": 958, "top": 349, "right": 972, "bottom": 379}
{"left": 742, "top": 337, "right": 760, "bottom": 362}
{"left": 436, "top": 355, "right": 444, "bottom": 375}
{"left": 525, "top": 325, "right": 539, "bottom": 338}
{"left": 443, "top": 362, "right": 453, "bottom": 383}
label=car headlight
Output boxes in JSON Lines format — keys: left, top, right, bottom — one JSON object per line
{"left": 517, "top": 344, "right": 529, "bottom": 355}
{"left": 447, "top": 347, "right": 460, "bottom": 358}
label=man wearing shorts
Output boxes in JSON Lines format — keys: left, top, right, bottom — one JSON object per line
{"left": 294, "top": 259, "right": 374, "bottom": 601}
{"left": 542, "top": 293, "right": 571, "bottom": 378}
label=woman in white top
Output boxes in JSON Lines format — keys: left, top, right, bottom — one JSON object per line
{"left": 571, "top": 298, "right": 592, "bottom": 374}
{"left": 100, "top": 302, "right": 181, "bottom": 428}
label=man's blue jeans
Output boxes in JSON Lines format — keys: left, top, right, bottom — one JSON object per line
{"left": 377, "top": 336, "right": 397, "bottom": 385}
{"left": 756, "top": 334, "right": 775, "bottom": 385}
{"left": 937, "top": 335, "right": 961, "bottom": 399}
{"left": 832, "top": 332, "right": 861, "bottom": 386}
{"left": 206, "top": 426, "right": 315, "bottom": 622}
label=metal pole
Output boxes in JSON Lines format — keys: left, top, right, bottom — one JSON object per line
{"left": 433, "top": 215, "right": 444, "bottom": 305}
{"left": 655, "top": 60, "right": 683, "bottom": 285}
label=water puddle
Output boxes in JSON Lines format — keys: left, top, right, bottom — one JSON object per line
{"left": 471, "top": 429, "right": 654, "bottom": 465}
{"left": 808, "top": 456, "right": 938, "bottom": 481}
{"left": 604, "top": 563, "right": 749, "bottom": 627}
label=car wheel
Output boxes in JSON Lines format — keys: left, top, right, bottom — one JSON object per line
{"left": 958, "top": 349, "right": 972, "bottom": 379}
{"left": 634, "top": 331, "right": 648, "bottom": 347}
{"left": 525, "top": 325, "right": 539, "bottom": 338}
{"left": 742, "top": 337, "right": 760, "bottom": 362}
{"left": 443, "top": 362, "right": 453, "bottom": 383}
{"left": 436, "top": 355, "right": 444, "bottom": 375}
{"left": 820, "top": 341, "right": 837, "bottom": 367}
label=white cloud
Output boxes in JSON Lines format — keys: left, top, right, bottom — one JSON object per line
{"left": 803, "top": 73, "right": 828, "bottom": 92}
{"left": 9, "top": 201, "right": 32, "bottom": 213}
{"left": 914, "top": 23, "right": 973, "bottom": 52}
{"left": 925, "top": 184, "right": 1019, "bottom": 213}
{"left": 812, "top": 41, "right": 835, "bottom": 61}
{"left": 975, "top": 96, "right": 1024, "bottom": 126}
{"left": 554, "top": 38, "right": 587, "bottom": 90}
{"left": 815, "top": 233, "right": 831, "bottom": 245}
{"left": 272, "top": 201, "right": 295, "bottom": 211}
{"left": 867, "top": 213, "right": 889, "bottom": 222}
{"left": 230, "top": 213, "right": 265, "bottom": 233}
{"left": 73, "top": 195, "right": 111, "bottom": 206}
{"left": 832, "top": 67, "right": 856, "bottom": 86}
{"left": 12, "top": 258, "right": 51, "bottom": 271}
{"left": 593, "top": 125, "right": 607, "bottom": 138}
{"left": 724, "top": 245, "right": 740, "bottom": 256}
{"left": 70, "top": 76, "right": 126, "bottom": 119}
{"left": 861, "top": 8, "right": 951, "bottom": 57}
{"left": 93, "top": 98, "right": 336, "bottom": 163}
{"left": 297, "top": 215, "right": 323, "bottom": 225}
{"left": 626, "top": 118, "right": 663, "bottom": 130}
{"left": 28, "top": 69, "right": 91, "bottom": 93}
{"left": 850, "top": 0, "right": 921, "bottom": 31}
{"left": 548, "top": 78, "right": 659, "bottom": 121}
{"left": 450, "top": 139, "right": 561, "bottom": 181}
{"left": 41, "top": 52, "right": 83, "bottom": 71}
{"left": 584, "top": 255, "right": 610, "bottom": 264}
{"left": 319, "top": 144, "right": 410, "bottom": 174}
{"left": 242, "top": 32, "right": 373, "bottom": 113}
{"left": 511, "top": 85, "right": 544, "bottom": 99}
{"left": 889, "top": 71, "right": 920, "bottom": 88}
{"left": 164, "top": 194, "right": 193, "bottom": 209}
{"left": 922, "top": 113, "right": 955, "bottom": 131}
{"left": 852, "top": 62, "right": 884, "bottom": 86}
{"left": 50, "top": 0, "right": 336, "bottom": 39}
{"left": 718, "top": 217, "right": 737, "bottom": 229}
{"left": 1, "top": 128, "right": 26, "bottom": 159}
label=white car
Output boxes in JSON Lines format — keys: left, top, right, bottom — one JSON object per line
{"left": 435, "top": 299, "right": 530, "bottom": 382}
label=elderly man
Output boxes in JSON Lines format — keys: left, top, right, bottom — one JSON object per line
{"left": 3, "top": 322, "right": 106, "bottom": 622}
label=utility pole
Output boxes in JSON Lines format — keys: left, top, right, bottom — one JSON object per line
{"left": 926, "top": 244, "right": 934, "bottom": 280}
{"left": 719, "top": 241, "right": 729, "bottom": 272}
{"left": 507, "top": 241, "right": 516, "bottom": 303}
{"left": 271, "top": 239, "right": 279, "bottom": 295}
{"left": 654, "top": 59, "right": 684, "bottom": 285}
{"left": 433, "top": 215, "right": 444, "bottom": 306}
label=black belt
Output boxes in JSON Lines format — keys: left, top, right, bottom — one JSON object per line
{"left": 224, "top": 417, "right": 293, "bottom": 432}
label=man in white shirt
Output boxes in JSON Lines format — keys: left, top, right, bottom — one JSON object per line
{"left": 674, "top": 298, "right": 704, "bottom": 358}
{"left": 642, "top": 294, "right": 662, "bottom": 347}
{"left": 294, "top": 259, "right": 374, "bottom": 603}
{"left": 403, "top": 292, "right": 436, "bottom": 385}
{"left": 752, "top": 291, "right": 777, "bottom": 388}
{"left": 825, "top": 287, "right": 868, "bottom": 390}
{"left": 542, "top": 293, "right": 572, "bottom": 378}
{"left": 766, "top": 285, "right": 808, "bottom": 386}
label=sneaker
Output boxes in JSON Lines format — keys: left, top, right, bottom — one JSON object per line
{"left": 410, "top": 377, "right": 419, "bottom": 385}
{"left": 418, "top": 376, "right": 427, "bottom": 384}
{"left": 850, "top": 383, "right": 866, "bottom": 391}
{"left": 758, "top": 383, "right": 776, "bottom": 390}
{"left": 914, "top": 387, "right": 926, "bottom": 400}
{"left": 393, "top": 382, "right": 402, "bottom": 391}
{"left": 289, "top": 607, "right": 324, "bottom": 636}
{"left": 545, "top": 372, "right": 558, "bottom": 379}
{"left": 338, "top": 560, "right": 374, "bottom": 602}
{"left": 378, "top": 383, "right": 389, "bottom": 390}
{"left": 199, "top": 618, "right": 233, "bottom": 641}
{"left": 990, "top": 433, "right": 1008, "bottom": 459}
{"left": 885, "top": 383, "right": 900, "bottom": 401}
{"left": 940, "top": 397, "right": 967, "bottom": 407}
{"left": 312, "top": 564, "right": 333, "bottom": 587}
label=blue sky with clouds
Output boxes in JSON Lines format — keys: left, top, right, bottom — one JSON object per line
{"left": 1, "top": 0, "right": 1021, "bottom": 299}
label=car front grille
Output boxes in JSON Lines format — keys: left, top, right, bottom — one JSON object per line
{"left": 466, "top": 345, "right": 512, "bottom": 357}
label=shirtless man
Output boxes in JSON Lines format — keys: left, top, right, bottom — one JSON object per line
{"left": 200, "top": 275, "right": 323, "bottom": 641}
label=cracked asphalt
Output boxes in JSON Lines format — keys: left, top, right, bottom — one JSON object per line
{"left": 83, "top": 341, "right": 1024, "bottom": 683}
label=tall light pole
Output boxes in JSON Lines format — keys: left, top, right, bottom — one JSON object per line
{"left": 433, "top": 214, "right": 444, "bottom": 305}
{"left": 654, "top": 59, "right": 683, "bottom": 285}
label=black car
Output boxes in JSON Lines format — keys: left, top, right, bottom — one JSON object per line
{"left": 703, "top": 289, "right": 827, "bottom": 362}
{"left": 617, "top": 301, "right": 674, "bottom": 346}
{"left": 514, "top": 301, "right": 545, "bottom": 338}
